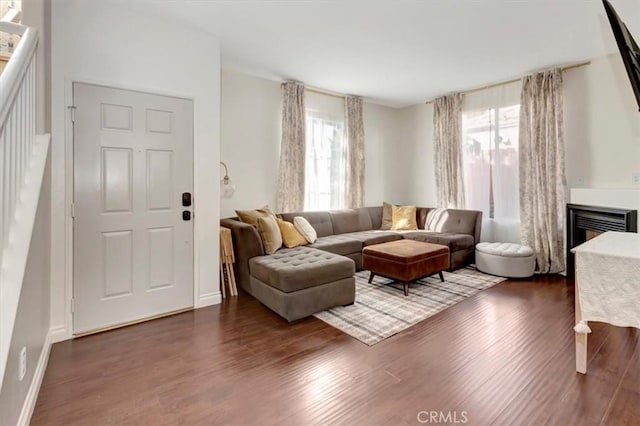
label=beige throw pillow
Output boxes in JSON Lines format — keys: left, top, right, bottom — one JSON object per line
{"left": 380, "top": 202, "right": 394, "bottom": 230}
{"left": 277, "top": 218, "right": 308, "bottom": 248}
{"left": 235, "top": 206, "right": 275, "bottom": 227}
{"left": 293, "top": 216, "right": 318, "bottom": 243}
{"left": 257, "top": 216, "right": 283, "bottom": 254}
{"left": 391, "top": 205, "right": 418, "bottom": 230}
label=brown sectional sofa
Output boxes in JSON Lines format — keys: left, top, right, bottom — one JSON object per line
{"left": 220, "top": 205, "right": 482, "bottom": 322}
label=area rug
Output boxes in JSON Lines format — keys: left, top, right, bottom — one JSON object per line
{"left": 314, "top": 267, "right": 506, "bottom": 346}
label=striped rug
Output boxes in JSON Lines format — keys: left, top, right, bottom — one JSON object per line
{"left": 314, "top": 267, "right": 506, "bottom": 346}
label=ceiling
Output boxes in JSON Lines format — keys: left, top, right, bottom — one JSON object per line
{"left": 140, "top": 0, "right": 640, "bottom": 108}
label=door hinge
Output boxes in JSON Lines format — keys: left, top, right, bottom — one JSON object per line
{"left": 70, "top": 203, "right": 75, "bottom": 218}
{"left": 70, "top": 298, "right": 75, "bottom": 313}
{"left": 67, "top": 105, "right": 76, "bottom": 122}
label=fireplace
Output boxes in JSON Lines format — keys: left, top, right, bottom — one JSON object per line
{"left": 566, "top": 204, "right": 637, "bottom": 277}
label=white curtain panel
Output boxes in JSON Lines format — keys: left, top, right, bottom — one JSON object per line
{"left": 434, "top": 93, "right": 465, "bottom": 208}
{"left": 345, "top": 96, "right": 365, "bottom": 208}
{"left": 304, "top": 108, "right": 346, "bottom": 211}
{"left": 462, "top": 80, "right": 522, "bottom": 243}
{"left": 519, "top": 68, "right": 567, "bottom": 274}
{"left": 277, "top": 81, "right": 306, "bottom": 213}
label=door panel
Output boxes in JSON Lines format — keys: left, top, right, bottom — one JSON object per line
{"left": 101, "top": 103, "right": 133, "bottom": 132}
{"left": 146, "top": 109, "right": 173, "bottom": 134}
{"left": 102, "top": 230, "right": 133, "bottom": 298}
{"left": 73, "top": 83, "right": 194, "bottom": 334}
{"left": 101, "top": 147, "right": 133, "bottom": 213}
{"left": 146, "top": 150, "right": 173, "bottom": 210}
{"left": 147, "top": 227, "right": 174, "bottom": 290}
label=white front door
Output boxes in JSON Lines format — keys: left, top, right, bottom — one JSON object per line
{"left": 73, "top": 83, "right": 194, "bottom": 334}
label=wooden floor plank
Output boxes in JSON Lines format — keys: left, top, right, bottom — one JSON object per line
{"left": 31, "top": 274, "right": 640, "bottom": 425}
{"left": 602, "top": 343, "right": 640, "bottom": 426}
{"left": 546, "top": 327, "right": 639, "bottom": 426}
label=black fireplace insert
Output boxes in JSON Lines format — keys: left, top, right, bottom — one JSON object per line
{"left": 566, "top": 204, "right": 637, "bottom": 277}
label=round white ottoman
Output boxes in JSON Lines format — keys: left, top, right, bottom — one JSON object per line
{"left": 475, "top": 242, "right": 535, "bottom": 278}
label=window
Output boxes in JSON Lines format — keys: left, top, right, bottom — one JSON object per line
{"left": 462, "top": 105, "right": 520, "bottom": 221}
{"left": 304, "top": 109, "right": 346, "bottom": 211}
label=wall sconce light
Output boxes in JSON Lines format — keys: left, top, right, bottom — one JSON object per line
{"left": 220, "top": 161, "right": 236, "bottom": 198}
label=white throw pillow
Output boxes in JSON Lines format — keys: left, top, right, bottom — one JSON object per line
{"left": 293, "top": 216, "right": 318, "bottom": 244}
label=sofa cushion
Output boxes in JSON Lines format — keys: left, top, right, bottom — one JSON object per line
{"left": 256, "top": 216, "right": 283, "bottom": 254}
{"left": 340, "top": 230, "right": 403, "bottom": 246}
{"left": 391, "top": 205, "right": 418, "bottom": 230}
{"left": 382, "top": 203, "right": 425, "bottom": 230}
{"left": 235, "top": 206, "right": 275, "bottom": 227}
{"left": 400, "top": 231, "right": 474, "bottom": 252}
{"left": 308, "top": 234, "right": 363, "bottom": 256}
{"left": 277, "top": 218, "right": 308, "bottom": 248}
{"left": 293, "top": 216, "right": 318, "bottom": 243}
{"left": 416, "top": 207, "right": 430, "bottom": 229}
{"left": 249, "top": 246, "right": 355, "bottom": 293}
{"left": 330, "top": 209, "right": 373, "bottom": 234}
{"left": 365, "top": 206, "right": 383, "bottom": 229}
{"left": 381, "top": 202, "right": 394, "bottom": 230}
{"left": 279, "top": 211, "right": 334, "bottom": 237}
{"left": 425, "top": 208, "right": 477, "bottom": 236}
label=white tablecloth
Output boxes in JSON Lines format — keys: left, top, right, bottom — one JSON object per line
{"left": 572, "top": 231, "right": 640, "bottom": 329}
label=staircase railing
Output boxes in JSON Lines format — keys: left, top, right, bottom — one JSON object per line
{"left": 0, "top": 21, "right": 37, "bottom": 262}
{"left": 0, "top": 18, "right": 47, "bottom": 389}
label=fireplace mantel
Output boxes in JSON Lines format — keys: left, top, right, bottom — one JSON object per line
{"left": 570, "top": 188, "right": 640, "bottom": 228}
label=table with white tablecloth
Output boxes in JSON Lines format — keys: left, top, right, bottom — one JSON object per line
{"left": 571, "top": 231, "right": 640, "bottom": 374}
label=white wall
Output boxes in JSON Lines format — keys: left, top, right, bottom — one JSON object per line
{"left": 50, "top": 0, "right": 221, "bottom": 341}
{"left": 564, "top": 54, "right": 640, "bottom": 190}
{"left": 389, "top": 103, "right": 436, "bottom": 207}
{"left": 220, "top": 71, "right": 281, "bottom": 217}
{"left": 220, "top": 69, "right": 397, "bottom": 217}
{"left": 363, "top": 102, "right": 398, "bottom": 206}
{"left": 0, "top": 150, "right": 51, "bottom": 426}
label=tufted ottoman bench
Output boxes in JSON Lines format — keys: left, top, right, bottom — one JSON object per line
{"left": 363, "top": 240, "right": 449, "bottom": 296}
{"left": 248, "top": 246, "right": 355, "bottom": 322}
{"left": 475, "top": 242, "right": 536, "bottom": 278}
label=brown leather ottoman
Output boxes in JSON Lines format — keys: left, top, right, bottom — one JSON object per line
{"left": 362, "top": 240, "right": 450, "bottom": 296}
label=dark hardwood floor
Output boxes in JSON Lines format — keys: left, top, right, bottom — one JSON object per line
{"left": 32, "top": 275, "right": 639, "bottom": 425}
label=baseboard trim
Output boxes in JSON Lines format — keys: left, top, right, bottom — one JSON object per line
{"left": 198, "top": 292, "right": 222, "bottom": 307}
{"left": 17, "top": 329, "right": 52, "bottom": 426}
{"left": 49, "top": 325, "right": 68, "bottom": 343}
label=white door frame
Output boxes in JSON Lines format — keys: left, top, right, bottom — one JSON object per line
{"left": 58, "top": 76, "right": 221, "bottom": 341}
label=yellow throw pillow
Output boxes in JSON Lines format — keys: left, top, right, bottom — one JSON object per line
{"left": 380, "top": 201, "right": 394, "bottom": 230}
{"left": 277, "top": 218, "right": 307, "bottom": 248}
{"left": 391, "top": 205, "right": 418, "bottom": 230}
{"left": 235, "top": 206, "right": 275, "bottom": 227}
{"left": 256, "top": 216, "right": 283, "bottom": 255}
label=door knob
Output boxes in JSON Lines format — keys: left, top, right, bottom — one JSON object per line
{"left": 182, "top": 210, "right": 191, "bottom": 221}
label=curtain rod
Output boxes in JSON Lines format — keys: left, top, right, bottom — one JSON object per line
{"left": 424, "top": 60, "right": 591, "bottom": 104}
{"left": 280, "top": 82, "right": 346, "bottom": 99}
